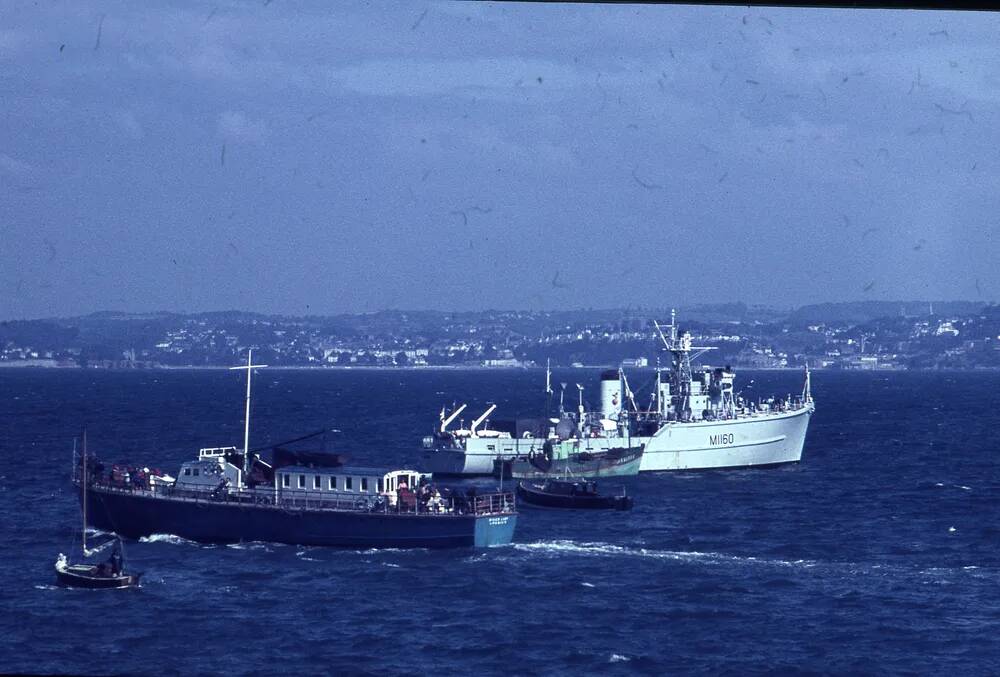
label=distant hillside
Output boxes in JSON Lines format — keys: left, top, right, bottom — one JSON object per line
{"left": 5, "top": 301, "right": 998, "bottom": 371}
{"left": 787, "top": 301, "right": 985, "bottom": 325}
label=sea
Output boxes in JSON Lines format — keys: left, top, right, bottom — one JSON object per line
{"left": 1, "top": 368, "right": 998, "bottom": 675}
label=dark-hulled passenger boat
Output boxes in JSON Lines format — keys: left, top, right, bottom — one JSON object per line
{"left": 516, "top": 479, "right": 633, "bottom": 511}
{"left": 75, "top": 352, "right": 517, "bottom": 550}
{"left": 80, "top": 460, "right": 516, "bottom": 549}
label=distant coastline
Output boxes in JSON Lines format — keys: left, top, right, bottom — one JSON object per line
{"left": 3, "top": 362, "right": 999, "bottom": 373}
{"left": 3, "top": 302, "right": 999, "bottom": 371}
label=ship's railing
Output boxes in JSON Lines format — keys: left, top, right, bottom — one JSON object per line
{"left": 80, "top": 475, "right": 516, "bottom": 516}
{"left": 271, "top": 489, "right": 516, "bottom": 516}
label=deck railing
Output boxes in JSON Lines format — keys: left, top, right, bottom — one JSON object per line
{"left": 77, "top": 471, "right": 515, "bottom": 516}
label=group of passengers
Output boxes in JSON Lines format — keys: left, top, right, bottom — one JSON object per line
{"left": 107, "top": 465, "right": 156, "bottom": 491}
{"left": 79, "top": 455, "right": 158, "bottom": 491}
{"left": 391, "top": 480, "right": 481, "bottom": 514}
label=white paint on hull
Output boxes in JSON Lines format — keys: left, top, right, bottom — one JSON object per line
{"left": 423, "top": 405, "right": 813, "bottom": 475}
{"left": 640, "top": 406, "right": 812, "bottom": 471}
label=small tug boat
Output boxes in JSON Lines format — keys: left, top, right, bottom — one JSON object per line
{"left": 495, "top": 440, "right": 643, "bottom": 480}
{"left": 56, "top": 434, "right": 140, "bottom": 590}
{"left": 516, "top": 479, "right": 634, "bottom": 511}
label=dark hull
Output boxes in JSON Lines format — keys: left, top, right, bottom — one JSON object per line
{"left": 83, "top": 488, "right": 516, "bottom": 549}
{"left": 55, "top": 564, "right": 140, "bottom": 589}
{"left": 516, "top": 482, "right": 633, "bottom": 511}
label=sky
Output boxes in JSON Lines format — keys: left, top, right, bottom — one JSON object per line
{"left": 1, "top": 1, "right": 998, "bottom": 319}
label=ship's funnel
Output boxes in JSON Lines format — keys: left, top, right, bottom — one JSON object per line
{"left": 600, "top": 370, "right": 621, "bottom": 419}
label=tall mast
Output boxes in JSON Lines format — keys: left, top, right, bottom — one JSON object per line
{"left": 654, "top": 310, "right": 716, "bottom": 421}
{"left": 655, "top": 363, "right": 661, "bottom": 417}
{"left": 230, "top": 350, "right": 268, "bottom": 477}
{"left": 82, "top": 429, "right": 87, "bottom": 554}
{"left": 545, "top": 358, "right": 553, "bottom": 417}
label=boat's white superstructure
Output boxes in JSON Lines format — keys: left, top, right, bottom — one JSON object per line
{"left": 422, "top": 314, "right": 815, "bottom": 475}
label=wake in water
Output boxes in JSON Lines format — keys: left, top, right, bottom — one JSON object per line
{"left": 84, "top": 527, "right": 114, "bottom": 538}
{"left": 139, "top": 533, "right": 199, "bottom": 546}
{"left": 226, "top": 542, "right": 272, "bottom": 552}
{"left": 511, "top": 539, "right": 818, "bottom": 568}
{"left": 512, "top": 540, "right": 998, "bottom": 582}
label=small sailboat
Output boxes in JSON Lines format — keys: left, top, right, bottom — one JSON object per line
{"left": 54, "top": 433, "right": 140, "bottom": 589}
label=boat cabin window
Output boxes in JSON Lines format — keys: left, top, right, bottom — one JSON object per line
{"left": 329, "top": 476, "right": 337, "bottom": 490}
{"left": 193, "top": 468, "right": 200, "bottom": 476}
{"left": 184, "top": 468, "right": 191, "bottom": 476}
{"left": 345, "top": 477, "right": 353, "bottom": 491}
{"left": 378, "top": 478, "right": 384, "bottom": 492}
{"left": 282, "top": 474, "right": 289, "bottom": 488}
{"left": 298, "top": 475, "right": 305, "bottom": 489}
{"left": 361, "top": 478, "right": 368, "bottom": 491}
{"left": 314, "top": 475, "right": 321, "bottom": 489}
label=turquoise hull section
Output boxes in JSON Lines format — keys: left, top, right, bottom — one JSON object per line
{"left": 474, "top": 513, "right": 517, "bottom": 547}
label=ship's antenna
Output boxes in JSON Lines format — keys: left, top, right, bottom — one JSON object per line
{"left": 654, "top": 355, "right": 661, "bottom": 417}
{"left": 230, "top": 349, "right": 268, "bottom": 478}
{"left": 545, "top": 358, "right": 553, "bottom": 417}
{"left": 653, "top": 320, "right": 671, "bottom": 350}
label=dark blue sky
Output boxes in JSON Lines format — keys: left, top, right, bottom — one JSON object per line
{"left": 1, "top": 2, "right": 997, "bottom": 319}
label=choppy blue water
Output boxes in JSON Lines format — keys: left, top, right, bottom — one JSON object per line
{"left": 1, "top": 368, "right": 998, "bottom": 675}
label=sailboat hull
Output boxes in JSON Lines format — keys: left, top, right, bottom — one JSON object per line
{"left": 54, "top": 561, "right": 140, "bottom": 589}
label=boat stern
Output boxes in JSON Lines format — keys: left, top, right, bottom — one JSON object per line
{"left": 473, "top": 513, "right": 517, "bottom": 547}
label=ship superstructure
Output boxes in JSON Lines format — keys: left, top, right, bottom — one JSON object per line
{"left": 423, "top": 313, "right": 815, "bottom": 475}
{"left": 77, "top": 351, "right": 517, "bottom": 549}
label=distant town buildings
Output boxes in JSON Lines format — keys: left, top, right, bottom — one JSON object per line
{"left": 3, "top": 303, "right": 1000, "bottom": 370}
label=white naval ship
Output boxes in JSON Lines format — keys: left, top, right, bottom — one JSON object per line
{"left": 422, "top": 313, "right": 815, "bottom": 475}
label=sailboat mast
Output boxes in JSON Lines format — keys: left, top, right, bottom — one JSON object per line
{"left": 82, "top": 429, "right": 87, "bottom": 554}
